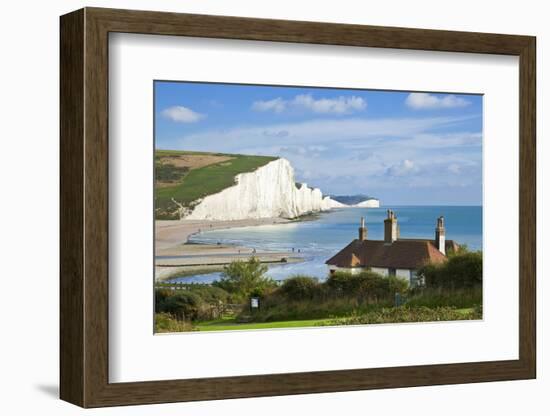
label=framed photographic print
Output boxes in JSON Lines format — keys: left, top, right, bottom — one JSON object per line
{"left": 60, "top": 7, "right": 536, "bottom": 408}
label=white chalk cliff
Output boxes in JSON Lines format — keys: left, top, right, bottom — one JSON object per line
{"left": 354, "top": 199, "right": 380, "bottom": 208}
{"left": 184, "top": 158, "right": 346, "bottom": 221}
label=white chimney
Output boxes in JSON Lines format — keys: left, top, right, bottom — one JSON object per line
{"left": 384, "top": 209, "right": 399, "bottom": 243}
{"left": 435, "top": 216, "right": 446, "bottom": 254}
{"left": 358, "top": 216, "right": 367, "bottom": 241}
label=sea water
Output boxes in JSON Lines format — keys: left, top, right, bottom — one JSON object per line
{"left": 166, "top": 206, "right": 482, "bottom": 283}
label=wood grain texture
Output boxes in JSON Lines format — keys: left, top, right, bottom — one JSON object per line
{"left": 59, "top": 7, "right": 537, "bottom": 408}
{"left": 518, "top": 38, "right": 537, "bottom": 376}
{"left": 59, "top": 8, "right": 85, "bottom": 407}
{"left": 83, "top": 10, "right": 110, "bottom": 406}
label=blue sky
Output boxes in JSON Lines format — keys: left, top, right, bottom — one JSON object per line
{"left": 155, "top": 81, "right": 482, "bottom": 205}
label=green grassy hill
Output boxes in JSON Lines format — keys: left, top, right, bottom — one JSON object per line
{"left": 155, "top": 150, "right": 277, "bottom": 220}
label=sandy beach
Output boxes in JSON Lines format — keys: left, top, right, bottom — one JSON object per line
{"left": 155, "top": 218, "right": 303, "bottom": 281}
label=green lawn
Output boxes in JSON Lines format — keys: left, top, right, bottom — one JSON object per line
{"left": 192, "top": 307, "right": 477, "bottom": 331}
{"left": 194, "top": 316, "right": 338, "bottom": 331}
{"left": 155, "top": 150, "right": 277, "bottom": 218}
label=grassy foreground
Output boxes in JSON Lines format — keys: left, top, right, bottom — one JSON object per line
{"left": 194, "top": 316, "right": 337, "bottom": 331}
{"left": 161, "top": 306, "right": 479, "bottom": 332}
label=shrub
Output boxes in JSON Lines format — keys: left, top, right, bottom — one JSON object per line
{"left": 243, "top": 272, "right": 410, "bottom": 323}
{"left": 156, "top": 290, "right": 205, "bottom": 321}
{"left": 155, "top": 162, "right": 189, "bottom": 183}
{"left": 326, "top": 271, "right": 408, "bottom": 300}
{"left": 406, "top": 287, "right": 482, "bottom": 309}
{"left": 186, "top": 285, "right": 231, "bottom": 304}
{"left": 279, "top": 276, "right": 322, "bottom": 300}
{"left": 155, "top": 284, "right": 235, "bottom": 322}
{"left": 419, "top": 251, "right": 482, "bottom": 289}
{"left": 318, "top": 306, "right": 482, "bottom": 326}
{"left": 155, "top": 288, "right": 172, "bottom": 312}
{"left": 445, "top": 252, "right": 483, "bottom": 287}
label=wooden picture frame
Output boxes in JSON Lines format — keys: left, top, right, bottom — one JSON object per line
{"left": 60, "top": 7, "right": 536, "bottom": 408}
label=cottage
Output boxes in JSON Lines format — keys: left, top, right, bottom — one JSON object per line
{"left": 325, "top": 210, "right": 459, "bottom": 286}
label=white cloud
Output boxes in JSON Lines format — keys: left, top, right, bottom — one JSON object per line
{"left": 405, "top": 93, "right": 471, "bottom": 110}
{"left": 161, "top": 105, "right": 205, "bottom": 123}
{"left": 167, "top": 115, "right": 480, "bottom": 196}
{"left": 292, "top": 94, "right": 366, "bottom": 114}
{"left": 252, "top": 94, "right": 366, "bottom": 115}
{"left": 387, "top": 159, "right": 419, "bottom": 177}
{"left": 252, "top": 98, "right": 287, "bottom": 113}
{"left": 406, "top": 132, "right": 482, "bottom": 149}
{"left": 176, "top": 116, "right": 471, "bottom": 152}
{"left": 308, "top": 145, "right": 328, "bottom": 152}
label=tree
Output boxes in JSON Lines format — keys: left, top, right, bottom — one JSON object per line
{"left": 214, "top": 257, "right": 276, "bottom": 301}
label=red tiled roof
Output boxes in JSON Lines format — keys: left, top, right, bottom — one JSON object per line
{"left": 398, "top": 238, "right": 460, "bottom": 253}
{"left": 326, "top": 238, "right": 456, "bottom": 269}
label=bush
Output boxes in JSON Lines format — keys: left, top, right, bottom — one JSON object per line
{"left": 155, "top": 284, "right": 235, "bottom": 323}
{"left": 155, "top": 288, "right": 172, "bottom": 312}
{"left": 445, "top": 252, "right": 483, "bottom": 287}
{"left": 155, "top": 162, "right": 189, "bottom": 183}
{"left": 279, "top": 276, "right": 322, "bottom": 300}
{"left": 186, "top": 285, "right": 231, "bottom": 304}
{"left": 242, "top": 272, "right": 410, "bottom": 323}
{"left": 156, "top": 290, "right": 205, "bottom": 321}
{"left": 406, "top": 287, "right": 482, "bottom": 309}
{"left": 319, "top": 306, "right": 482, "bottom": 326}
{"left": 326, "top": 271, "right": 408, "bottom": 300}
{"left": 419, "top": 251, "right": 482, "bottom": 289}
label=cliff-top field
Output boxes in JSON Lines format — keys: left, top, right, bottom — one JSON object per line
{"left": 155, "top": 150, "right": 277, "bottom": 219}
